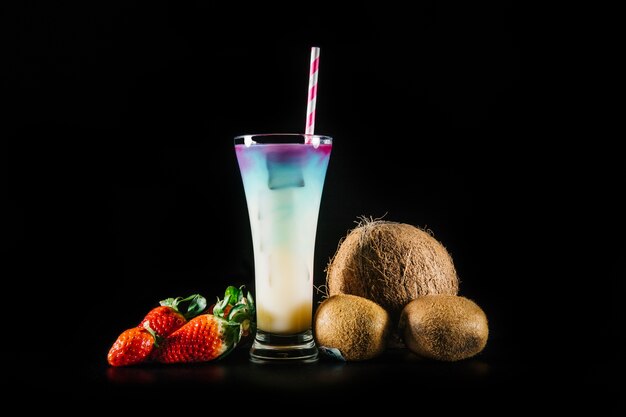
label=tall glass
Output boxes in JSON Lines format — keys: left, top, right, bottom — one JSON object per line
{"left": 234, "top": 133, "right": 332, "bottom": 363}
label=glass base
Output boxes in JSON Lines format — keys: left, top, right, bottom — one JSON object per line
{"left": 249, "top": 329, "right": 318, "bottom": 364}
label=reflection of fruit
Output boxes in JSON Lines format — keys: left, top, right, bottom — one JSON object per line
{"left": 107, "top": 327, "right": 155, "bottom": 367}
{"left": 399, "top": 295, "right": 489, "bottom": 361}
{"left": 314, "top": 294, "right": 391, "bottom": 361}
{"left": 139, "top": 294, "right": 207, "bottom": 337}
{"left": 106, "top": 366, "right": 158, "bottom": 384}
{"left": 326, "top": 220, "right": 459, "bottom": 322}
{"left": 154, "top": 315, "right": 241, "bottom": 363}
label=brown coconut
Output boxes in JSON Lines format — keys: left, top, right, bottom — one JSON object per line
{"left": 326, "top": 219, "right": 459, "bottom": 322}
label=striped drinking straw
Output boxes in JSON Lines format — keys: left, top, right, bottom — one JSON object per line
{"left": 305, "top": 47, "right": 320, "bottom": 141}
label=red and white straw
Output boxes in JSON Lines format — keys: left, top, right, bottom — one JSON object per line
{"left": 305, "top": 46, "right": 320, "bottom": 137}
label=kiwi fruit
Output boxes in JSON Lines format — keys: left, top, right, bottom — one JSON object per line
{"left": 399, "top": 295, "right": 488, "bottom": 361}
{"left": 314, "top": 294, "right": 391, "bottom": 361}
{"left": 326, "top": 219, "right": 459, "bottom": 322}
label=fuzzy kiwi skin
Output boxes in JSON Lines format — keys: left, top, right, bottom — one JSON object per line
{"left": 399, "top": 295, "right": 488, "bottom": 361}
{"left": 314, "top": 294, "right": 391, "bottom": 361}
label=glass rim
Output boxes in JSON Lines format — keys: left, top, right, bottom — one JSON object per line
{"left": 234, "top": 133, "right": 332, "bottom": 145}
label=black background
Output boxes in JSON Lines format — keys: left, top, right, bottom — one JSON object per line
{"left": 3, "top": 1, "right": 623, "bottom": 409}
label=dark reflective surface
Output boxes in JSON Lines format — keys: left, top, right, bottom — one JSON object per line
{"left": 99, "top": 347, "right": 501, "bottom": 400}
{"left": 62, "top": 347, "right": 611, "bottom": 414}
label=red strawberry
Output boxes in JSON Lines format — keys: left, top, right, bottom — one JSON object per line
{"left": 155, "top": 286, "right": 256, "bottom": 364}
{"left": 154, "top": 314, "right": 242, "bottom": 363}
{"left": 139, "top": 306, "right": 186, "bottom": 337}
{"left": 139, "top": 294, "right": 207, "bottom": 337}
{"left": 107, "top": 326, "right": 156, "bottom": 367}
{"left": 107, "top": 293, "right": 206, "bottom": 367}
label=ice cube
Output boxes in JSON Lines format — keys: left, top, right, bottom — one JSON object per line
{"left": 266, "top": 151, "right": 305, "bottom": 189}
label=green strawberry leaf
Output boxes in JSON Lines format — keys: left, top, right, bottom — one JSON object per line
{"left": 159, "top": 294, "right": 207, "bottom": 319}
{"left": 227, "top": 304, "right": 249, "bottom": 322}
{"left": 246, "top": 291, "right": 255, "bottom": 315}
{"left": 212, "top": 293, "right": 232, "bottom": 317}
{"left": 224, "top": 286, "right": 241, "bottom": 305}
{"left": 159, "top": 297, "right": 181, "bottom": 308}
{"left": 184, "top": 294, "right": 207, "bottom": 319}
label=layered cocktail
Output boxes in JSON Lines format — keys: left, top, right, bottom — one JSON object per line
{"left": 235, "top": 134, "right": 332, "bottom": 362}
